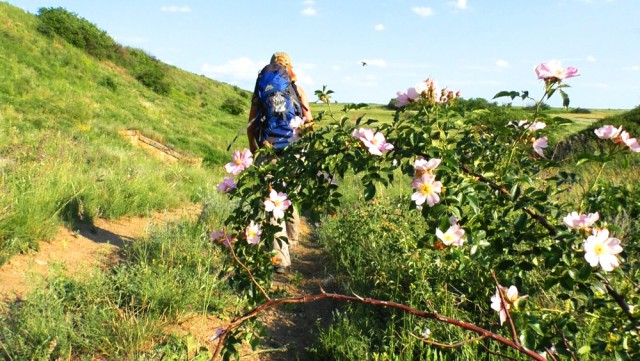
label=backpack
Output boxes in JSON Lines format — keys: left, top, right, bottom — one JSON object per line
{"left": 252, "top": 63, "right": 303, "bottom": 150}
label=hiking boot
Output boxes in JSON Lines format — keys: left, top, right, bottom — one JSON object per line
{"left": 274, "top": 266, "right": 287, "bottom": 274}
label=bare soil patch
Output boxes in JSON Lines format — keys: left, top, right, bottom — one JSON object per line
{"left": 0, "top": 204, "right": 201, "bottom": 301}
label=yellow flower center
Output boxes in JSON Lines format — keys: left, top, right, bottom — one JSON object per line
{"left": 235, "top": 158, "right": 242, "bottom": 165}
{"left": 420, "top": 183, "right": 433, "bottom": 195}
{"left": 593, "top": 243, "right": 604, "bottom": 256}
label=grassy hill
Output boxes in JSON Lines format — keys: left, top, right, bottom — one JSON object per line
{"left": 0, "top": 2, "right": 252, "bottom": 261}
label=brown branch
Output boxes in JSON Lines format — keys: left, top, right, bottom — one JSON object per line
{"left": 211, "top": 288, "right": 547, "bottom": 361}
{"left": 601, "top": 277, "right": 638, "bottom": 325}
{"left": 227, "top": 240, "right": 271, "bottom": 301}
{"left": 491, "top": 271, "right": 520, "bottom": 346}
{"left": 460, "top": 165, "right": 557, "bottom": 236}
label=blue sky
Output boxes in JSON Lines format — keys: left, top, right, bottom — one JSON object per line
{"left": 5, "top": 0, "right": 640, "bottom": 109}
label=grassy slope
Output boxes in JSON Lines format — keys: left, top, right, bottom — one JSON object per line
{"left": 0, "top": 2, "right": 252, "bottom": 259}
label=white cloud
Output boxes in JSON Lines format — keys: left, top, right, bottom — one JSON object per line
{"left": 160, "top": 6, "right": 191, "bottom": 13}
{"left": 412, "top": 7, "right": 434, "bottom": 17}
{"left": 496, "top": 59, "right": 509, "bottom": 68}
{"left": 360, "top": 59, "right": 387, "bottom": 67}
{"left": 586, "top": 55, "right": 596, "bottom": 62}
{"left": 201, "top": 57, "right": 264, "bottom": 81}
{"left": 451, "top": 0, "right": 468, "bottom": 10}
{"left": 301, "top": 0, "right": 318, "bottom": 16}
{"left": 332, "top": 65, "right": 342, "bottom": 71}
{"left": 625, "top": 65, "right": 640, "bottom": 71}
{"left": 374, "top": 24, "right": 385, "bottom": 31}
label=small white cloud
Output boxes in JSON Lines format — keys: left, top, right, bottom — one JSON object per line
{"left": 360, "top": 59, "right": 387, "bottom": 67}
{"left": 496, "top": 59, "right": 509, "bottom": 68}
{"left": 301, "top": 1, "right": 318, "bottom": 16}
{"left": 332, "top": 65, "right": 342, "bottom": 71}
{"left": 586, "top": 55, "right": 596, "bottom": 62}
{"left": 301, "top": 7, "right": 317, "bottom": 16}
{"left": 160, "top": 6, "right": 191, "bottom": 13}
{"left": 201, "top": 57, "right": 264, "bottom": 81}
{"left": 452, "top": 0, "right": 468, "bottom": 10}
{"left": 625, "top": 65, "right": 640, "bottom": 71}
{"left": 374, "top": 24, "right": 385, "bottom": 31}
{"left": 412, "top": 7, "right": 434, "bottom": 17}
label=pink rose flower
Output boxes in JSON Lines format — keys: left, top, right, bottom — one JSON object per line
{"left": 264, "top": 189, "right": 291, "bottom": 220}
{"left": 411, "top": 173, "right": 442, "bottom": 207}
{"left": 395, "top": 91, "right": 410, "bottom": 107}
{"left": 245, "top": 220, "right": 262, "bottom": 245}
{"left": 563, "top": 211, "right": 599, "bottom": 229}
{"left": 594, "top": 125, "right": 623, "bottom": 139}
{"left": 491, "top": 285, "right": 523, "bottom": 325}
{"left": 217, "top": 177, "right": 237, "bottom": 192}
{"left": 533, "top": 136, "right": 548, "bottom": 157}
{"left": 435, "top": 217, "right": 465, "bottom": 247}
{"left": 584, "top": 229, "right": 623, "bottom": 272}
{"left": 620, "top": 131, "right": 640, "bottom": 152}
{"left": 361, "top": 131, "right": 394, "bottom": 156}
{"left": 210, "top": 230, "right": 233, "bottom": 247}
{"left": 535, "top": 60, "right": 579, "bottom": 81}
{"left": 414, "top": 157, "right": 441, "bottom": 175}
{"left": 225, "top": 149, "right": 253, "bottom": 175}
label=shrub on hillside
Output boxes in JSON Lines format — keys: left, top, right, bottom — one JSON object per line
{"left": 36, "top": 7, "right": 118, "bottom": 61}
{"left": 221, "top": 97, "right": 246, "bottom": 115}
{"left": 121, "top": 48, "right": 171, "bottom": 95}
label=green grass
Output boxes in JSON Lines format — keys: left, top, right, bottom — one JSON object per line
{"left": 0, "top": 2, "right": 248, "bottom": 260}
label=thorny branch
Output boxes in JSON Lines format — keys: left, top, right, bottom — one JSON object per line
{"left": 210, "top": 287, "right": 546, "bottom": 361}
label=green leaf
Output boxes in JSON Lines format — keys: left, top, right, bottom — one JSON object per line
{"left": 528, "top": 322, "right": 544, "bottom": 336}
{"left": 364, "top": 182, "right": 376, "bottom": 201}
{"left": 514, "top": 213, "right": 527, "bottom": 230}
{"left": 577, "top": 345, "right": 591, "bottom": 355}
{"left": 493, "top": 90, "right": 520, "bottom": 100}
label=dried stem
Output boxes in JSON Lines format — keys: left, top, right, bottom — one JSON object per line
{"left": 491, "top": 271, "right": 521, "bottom": 346}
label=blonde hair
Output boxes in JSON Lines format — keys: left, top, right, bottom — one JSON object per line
{"left": 270, "top": 52, "right": 297, "bottom": 82}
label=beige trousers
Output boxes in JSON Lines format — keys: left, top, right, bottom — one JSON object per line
{"left": 272, "top": 206, "right": 300, "bottom": 267}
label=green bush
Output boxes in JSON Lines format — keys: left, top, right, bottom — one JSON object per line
{"left": 120, "top": 48, "right": 171, "bottom": 95}
{"left": 98, "top": 76, "right": 117, "bottom": 91}
{"left": 220, "top": 97, "right": 246, "bottom": 115}
{"left": 36, "top": 7, "right": 118, "bottom": 61}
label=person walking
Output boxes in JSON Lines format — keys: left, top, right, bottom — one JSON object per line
{"left": 247, "top": 52, "right": 313, "bottom": 273}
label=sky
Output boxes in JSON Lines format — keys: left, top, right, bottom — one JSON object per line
{"left": 4, "top": 0, "right": 640, "bottom": 109}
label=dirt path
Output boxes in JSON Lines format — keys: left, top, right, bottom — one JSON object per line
{"left": 0, "top": 204, "right": 201, "bottom": 301}
{"left": 0, "top": 206, "right": 338, "bottom": 360}
{"left": 255, "top": 225, "right": 341, "bottom": 361}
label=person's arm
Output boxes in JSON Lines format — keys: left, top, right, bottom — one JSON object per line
{"left": 295, "top": 85, "right": 313, "bottom": 122}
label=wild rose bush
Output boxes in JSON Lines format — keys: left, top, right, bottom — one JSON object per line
{"left": 214, "top": 60, "right": 639, "bottom": 359}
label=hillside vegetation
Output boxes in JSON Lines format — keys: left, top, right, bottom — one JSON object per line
{"left": 0, "top": 3, "right": 250, "bottom": 261}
